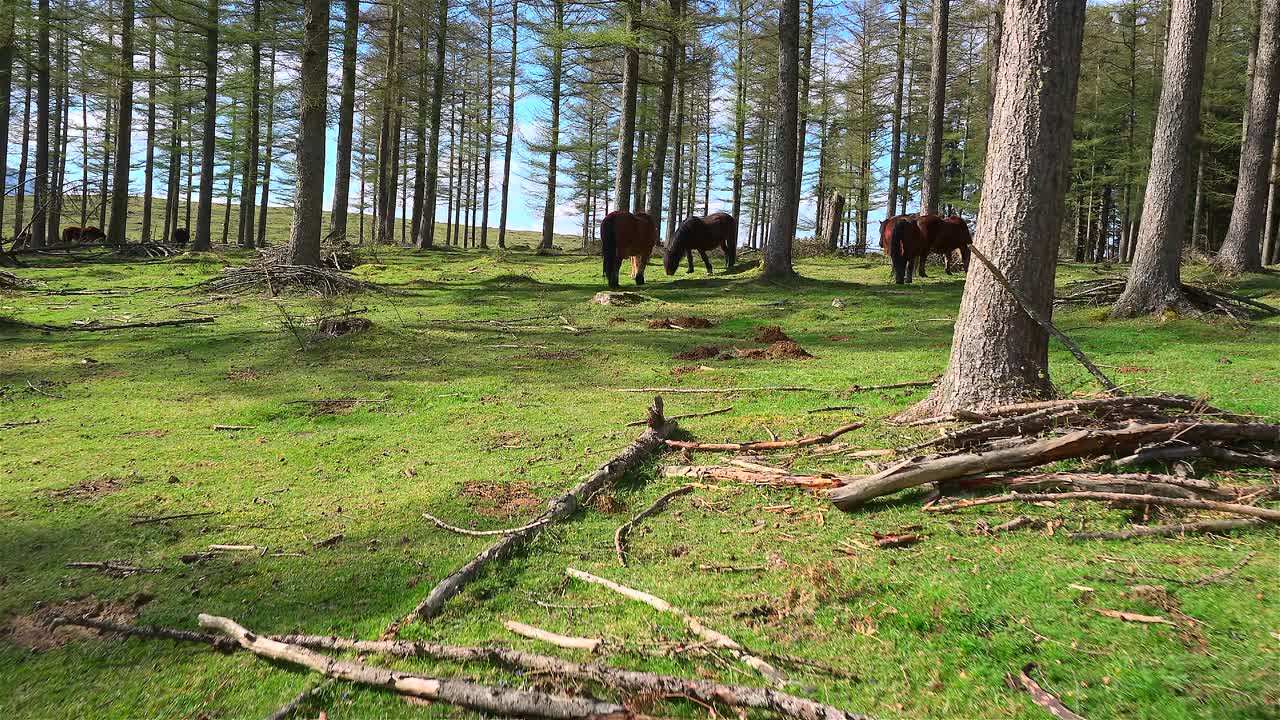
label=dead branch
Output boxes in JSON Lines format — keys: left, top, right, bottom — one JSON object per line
{"left": 198, "top": 614, "right": 626, "bottom": 719}
{"left": 7, "top": 316, "right": 215, "bottom": 332}
{"left": 626, "top": 406, "right": 732, "bottom": 427}
{"left": 1193, "top": 551, "right": 1257, "bottom": 586}
{"left": 664, "top": 465, "right": 854, "bottom": 489}
{"left": 941, "top": 472, "right": 1251, "bottom": 502}
{"left": 504, "top": 620, "right": 603, "bottom": 652}
{"left": 615, "top": 386, "right": 834, "bottom": 394}
{"left": 977, "top": 516, "right": 1040, "bottom": 535}
{"left": 566, "top": 566, "right": 789, "bottom": 687}
{"left": 1068, "top": 519, "right": 1263, "bottom": 541}
{"left": 902, "top": 407, "right": 1084, "bottom": 453}
{"left": 381, "top": 397, "right": 675, "bottom": 639}
{"left": 422, "top": 512, "right": 551, "bottom": 537}
{"left": 265, "top": 679, "right": 332, "bottom": 720}
{"left": 130, "top": 510, "right": 220, "bottom": 526}
{"left": 1007, "top": 663, "right": 1086, "bottom": 720}
{"left": 211, "top": 424, "right": 255, "bottom": 431}
{"left": 1, "top": 419, "right": 41, "bottom": 429}
{"left": 615, "top": 485, "right": 696, "bottom": 565}
{"left": 666, "top": 422, "right": 863, "bottom": 452}
{"left": 65, "top": 561, "right": 156, "bottom": 577}
{"left": 925, "top": 491, "right": 1280, "bottom": 521}
{"left": 52, "top": 615, "right": 238, "bottom": 653}
{"left": 956, "top": 395, "right": 1248, "bottom": 423}
{"left": 1115, "top": 443, "right": 1280, "bottom": 469}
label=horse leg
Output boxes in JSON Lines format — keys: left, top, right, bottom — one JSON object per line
{"left": 917, "top": 253, "right": 928, "bottom": 278}
{"left": 686, "top": 249, "right": 694, "bottom": 274}
{"left": 905, "top": 256, "right": 915, "bottom": 284}
{"left": 892, "top": 256, "right": 905, "bottom": 285}
{"left": 608, "top": 255, "right": 621, "bottom": 289}
{"left": 699, "top": 249, "right": 713, "bottom": 274}
{"left": 635, "top": 254, "right": 648, "bottom": 285}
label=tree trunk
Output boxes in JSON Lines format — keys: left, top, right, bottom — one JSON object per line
{"left": 411, "top": 29, "right": 428, "bottom": 241}
{"left": 1217, "top": 0, "right": 1280, "bottom": 273}
{"left": 256, "top": 46, "right": 276, "bottom": 248}
{"left": 0, "top": 0, "right": 16, "bottom": 233}
{"left": 822, "top": 192, "right": 844, "bottom": 252}
{"left": 415, "top": 0, "right": 447, "bottom": 249}
{"left": 1112, "top": 0, "right": 1211, "bottom": 317}
{"left": 238, "top": 0, "right": 261, "bottom": 248}
{"left": 646, "top": 0, "right": 681, "bottom": 233}
{"left": 886, "top": 0, "right": 906, "bottom": 220}
{"left": 11, "top": 65, "right": 29, "bottom": 239}
{"left": 666, "top": 65, "right": 686, "bottom": 244}
{"left": 286, "top": 0, "right": 328, "bottom": 266}
{"left": 32, "top": 0, "right": 50, "bottom": 249}
{"left": 497, "top": 0, "right": 517, "bottom": 248}
{"left": 539, "top": 0, "right": 564, "bottom": 251}
{"left": 140, "top": 14, "right": 157, "bottom": 243}
{"left": 330, "top": 0, "right": 359, "bottom": 241}
{"left": 793, "top": 0, "right": 813, "bottom": 227}
{"left": 480, "top": 0, "right": 493, "bottom": 248}
{"left": 612, "top": 1, "right": 640, "bottom": 214}
{"left": 730, "top": 0, "right": 746, "bottom": 225}
{"left": 920, "top": 0, "right": 949, "bottom": 216}
{"left": 906, "top": 0, "right": 1087, "bottom": 417}
{"left": 763, "top": 0, "right": 800, "bottom": 279}
{"left": 1264, "top": 97, "right": 1280, "bottom": 264}
{"left": 986, "top": 2, "right": 1002, "bottom": 134}
{"left": 192, "top": 0, "right": 217, "bottom": 251}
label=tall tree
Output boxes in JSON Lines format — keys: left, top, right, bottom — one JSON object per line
{"left": 646, "top": 0, "right": 681, "bottom": 233}
{"left": 193, "top": 0, "right": 218, "bottom": 251}
{"left": 919, "top": 0, "right": 949, "bottom": 215}
{"left": 480, "top": 0, "right": 494, "bottom": 248}
{"left": 32, "top": 0, "right": 50, "bottom": 249}
{"left": 885, "top": 0, "right": 906, "bottom": 220}
{"left": 0, "top": 0, "right": 16, "bottom": 232}
{"left": 331, "top": 0, "right": 360, "bottom": 241}
{"left": 907, "top": 0, "right": 1087, "bottom": 416}
{"left": 497, "top": 0, "right": 518, "bottom": 248}
{"left": 613, "top": 0, "right": 640, "bottom": 213}
{"left": 538, "top": 0, "right": 566, "bottom": 251}
{"left": 763, "top": 0, "right": 800, "bottom": 280}
{"left": 1217, "top": 0, "right": 1280, "bottom": 272}
{"left": 729, "top": 0, "right": 746, "bottom": 225}
{"left": 287, "top": 0, "right": 329, "bottom": 266}
{"left": 415, "top": 0, "right": 447, "bottom": 249}
{"left": 255, "top": 45, "right": 276, "bottom": 247}
{"left": 140, "top": 15, "right": 158, "bottom": 243}
{"left": 1112, "top": 0, "right": 1212, "bottom": 317}
{"left": 238, "top": 0, "right": 262, "bottom": 247}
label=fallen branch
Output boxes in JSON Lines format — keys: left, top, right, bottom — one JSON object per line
{"left": 1095, "top": 608, "right": 1173, "bottom": 625}
{"left": 665, "top": 422, "right": 863, "bottom": 452}
{"left": 65, "top": 561, "right": 155, "bottom": 577}
{"left": 626, "top": 406, "right": 732, "bottom": 427}
{"left": 615, "top": 485, "right": 696, "bottom": 565}
{"left": 1193, "top": 551, "right": 1257, "bottom": 586}
{"left": 211, "top": 424, "right": 255, "bottom": 431}
{"left": 504, "top": 620, "right": 603, "bottom": 652}
{"left": 566, "top": 566, "right": 788, "bottom": 687}
{"left": 265, "top": 679, "right": 332, "bottom": 720}
{"left": 941, "top": 471, "right": 1250, "bottom": 502}
{"left": 664, "top": 465, "right": 853, "bottom": 490}
{"left": 130, "top": 510, "right": 220, "bottom": 526}
{"left": 7, "top": 316, "right": 215, "bottom": 332}
{"left": 422, "top": 512, "right": 551, "bottom": 537}
{"left": 381, "top": 397, "right": 675, "bottom": 639}
{"left": 925, "top": 491, "right": 1280, "bottom": 522}
{"left": 1068, "top": 519, "right": 1263, "bottom": 541}
{"left": 978, "top": 516, "right": 1040, "bottom": 535}
{"left": 1, "top": 419, "right": 41, "bottom": 429}
{"left": 1115, "top": 443, "right": 1280, "bottom": 469}
{"left": 615, "top": 386, "right": 833, "bottom": 394}
{"left": 199, "top": 614, "right": 625, "bottom": 719}
{"left": 1007, "top": 663, "right": 1085, "bottom": 720}
{"left": 52, "top": 615, "right": 238, "bottom": 652}
{"left": 956, "top": 395, "right": 1248, "bottom": 424}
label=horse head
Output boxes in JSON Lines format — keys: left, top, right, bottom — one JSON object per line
{"left": 664, "top": 216, "right": 699, "bottom": 275}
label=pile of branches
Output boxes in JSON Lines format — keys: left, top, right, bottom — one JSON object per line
{"left": 194, "top": 261, "right": 373, "bottom": 296}
{"left": 258, "top": 236, "right": 363, "bottom": 271}
{"left": 1, "top": 269, "right": 38, "bottom": 291}
{"left": 114, "top": 242, "right": 182, "bottom": 259}
{"left": 1056, "top": 277, "right": 1279, "bottom": 320}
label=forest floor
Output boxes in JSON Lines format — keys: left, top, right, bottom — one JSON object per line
{"left": 1, "top": 242, "right": 1278, "bottom": 719}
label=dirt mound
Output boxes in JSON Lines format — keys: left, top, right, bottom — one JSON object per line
{"left": 316, "top": 316, "right": 372, "bottom": 337}
{"left": 648, "top": 316, "right": 714, "bottom": 329}
{"left": 4, "top": 595, "right": 146, "bottom": 652}
{"left": 459, "top": 479, "right": 542, "bottom": 518}
{"left": 753, "top": 325, "right": 792, "bottom": 343}
{"left": 49, "top": 476, "right": 128, "bottom": 501}
{"left": 735, "top": 341, "right": 814, "bottom": 361}
{"left": 674, "top": 346, "right": 721, "bottom": 361}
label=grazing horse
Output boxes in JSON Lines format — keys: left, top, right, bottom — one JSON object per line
{"left": 916, "top": 214, "right": 973, "bottom": 276}
{"left": 600, "top": 210, "right": 657, "bottom": 288}
{"left": 664, "top": 212, "right": 737, "bottom": 275}
{"left": 880, "top": 215, "right": 929, "bottom": 284}
{"left": 61, "top": 226, "right": 83, "bottom": 244}
{"left": 171, "top": 227, "right": 190, "bottom": 246}
{"left": 80, "top": 226, "right": 106, "bottom": 243}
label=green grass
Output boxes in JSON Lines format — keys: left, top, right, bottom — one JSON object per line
{"left": 1, "top": 245, "right": 1277, "bottom": 720}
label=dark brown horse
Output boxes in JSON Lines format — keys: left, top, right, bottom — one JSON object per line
{"left": 601, "top": 210, "right": 657, "bottom": 288}
{"left": 664, "top": 212, "right": 737, "bottom": 275}
{"left": 81, "top": 226, "right": 106, "bottom": 243}
{"left": 879, "top": 214, "right": 928, "bottom": 284}
{"left": 916, "top": 214, "right": 973, "bottom": 275}
{"left": 61, "top": 226, "right": 83, "bottom": 244}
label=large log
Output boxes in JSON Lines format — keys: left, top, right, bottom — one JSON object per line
{"left": 381, "top": 397, "right": 675, "bottom": 638}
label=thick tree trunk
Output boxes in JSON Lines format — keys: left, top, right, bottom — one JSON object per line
{"left": 1217, "top": 0, "right": 1280, "bottom": 273}
{"left": 32, "top": 0, "right": 50, "bottom": 249}
{"left": 140, "top": 15, "right": 157, "bottom": 243}
{"left": 497, "top": 0, "right": 517, "bottom": 248}
{"left": 763, "top": 0, "right": 800, "bottom": 280}
{"left": 538, "top": 0, "right": 564, "bottom": 251}
{"left": 986, "top": 2, "right": 1002, "bottom": 135}
{"left": 256, "top": 46, "right": 276, "bottom": 248}
{"left": 646, "top": 0, "right": 681, "bottom": 232}
{"left": 613, "top": 0, "right": 640, "bottom": 213}
{"left": 286, "top": 0, "right": 328, "bottom": 266}
{"left": 238, "top": 0, "right": 261, "bottom": 248}
{"left": 906, "top": 0, "right": 1087, "bottom": 417}
{"left": 920, "top": 0, "right": 949, "bottom": 216}
{"left": 330, "top": 0, "right": 359, "bottom": 241}
{"left": 415, "top": 0, "right": 447, "bottom": 249}
{"left": 192, "top": 0, "right": 217, "bottom": 251}
{"left": 886, "top": 0, "right": 906, "bottom": 220}
{"left": 1112, "top": 0, "right": 1211, "bottom": 317}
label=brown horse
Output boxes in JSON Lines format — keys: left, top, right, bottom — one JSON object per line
{"left": 879, "top": 214, "right": 929, "bottom": 284}
{"left": 81, "top": 226, "right": 106, "bottom": 243}
{"left": 601, "top": 210, "right": 657, "bottom": 288}
{"left": 664, "top": 212, "right": 737, "bottom": 275}
{"left": 916, "top": 214, "right": 973, "bottom": 275}
{"left": 61, "top": 226, "right": 83, "bottom": 244}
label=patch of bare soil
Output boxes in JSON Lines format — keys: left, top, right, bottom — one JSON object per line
{"left": 753, "top": 325, "right": 792, "bottom": 343}
{"left": 590, "top": 493, "right": 625, "bottom": 514}
{"left": 308, "top": 400, "right": 360, "bottom": 415}
{"left": 674, "top": 346, "right": 721, "bottom": 361}
{"left": 316, "top": 316, "right": 372, "bottom": 338}
{"left": 734, "top": 340, "right": 814, "bottom": 361}
{"left": 459, "top": 479, "right": 543, "bottom": 518}
{"left": 4, "top": 594, "right": 148, "bottom": 652}
{"left": 486, "top": 430, "right": 529, "bottom": 450}
{"left": 122, "top": 429, "right": 169, "bottom": 438}
{"left": 48, "top": 475, "right": 128, "bottom": 501}
{"left": 226, "top": 368, "right": 260, "bottom": 382}
{"left": 670, "top": 365, "right": 707, "bottom": 377}
{"left": 648, "top": 316, "right": 715, "bottom": 329}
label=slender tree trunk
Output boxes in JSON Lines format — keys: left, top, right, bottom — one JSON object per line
{"left": 1190, "top": 150, "right": 1204, "bottom": 252}
{"left": 330, "top": 0, "right": 359, "bottom": 240}
{"left": 140, "top": 14, "right": 157, "bottom": 243}
{"left": 256, "top": 46, "right": 276, "bottom": 248}
{"left": 165, "top": 51, "right": 180, "bottom": 242}
{"left": 32, "top": 0, "right": 50, "bottom": 249}
{"left": 920, "top": 0, "right": 949, "bottom": 215}
{"left": 287, "top": 0, "right": 328, "bottom": 266}
{"left": 0, "top": 0, "right": 16, "bottom": 233}
{"left": 1264, "top": 97, "right": 1280, "bottom": 264}
{"left": 237, "top": 0, "right": 261, "bottom": 247}
{"left": 613, "top": 0, "right": 640, "bottom": 213}
{"left": 986, "top": 2, "right": 1002, "bottom": 135}
{"left": 730, "top": 0, "right": 746, "bottom": 224}
{"left": 416, "top": 0, "right": 447, "bottom": 248}
{"left": 192, "top": 0, "right": 217, "bottom": 251}
{"left": 11, "top": 66, "right": 30, "bottom": 239}
{"left": 497, "top": 0, "right": 517, "bottom": 248}
{"left": 1218, "top": 0, "right": 1280, "bottom": 272}
{"left": 646, "top": 0, "right": 681, "bottom": 234}
{"left": 907, "top": 0, "right": 1087, "bottom": 417}
{"left": 763, "top": 0, "right": 800, "bottom": 280}
{"left": 666, "top": 62, "right": 686, "bottom": 244}
{"left": 539, "top": 0, "right": 564, "bottom": 251}
{"left": 221, "top": 122, "right": 236, "bottom": 246}
{"left": 793, "top": 0, "right": 813, "bottom": 227}
{"left": 480, "top": 0, "right": 493, "bottom": 248}
{"left": 46, "top": 19, "right": 64, "bottom": 247}
{"left": 411, "top": 28, "right": 427, "bottom": 241}
{"left": 886, "top": 0, "right": 906, "bottom": 220}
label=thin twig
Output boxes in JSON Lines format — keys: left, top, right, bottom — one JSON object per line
{"left": 614, "top": 485, "right": 696, "bottom": 565}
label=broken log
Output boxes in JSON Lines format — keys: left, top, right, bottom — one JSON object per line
{"left": 1068, "top": 519, "right": 1264, "bottom": 541}
{"left": 504, "top": 620, "right": 603, "bottom": 652}
{"left": 940, "top": 472, "right": 1249, "bottom": 502}
{"left": 381, "top": 397, "right": 675, "bottom": 639}
{"left": 664, "top": 465, "right": 853, "bottom": 489}
{"left": 665, "top": 422, "right": 863, "bottom": 452}
{"left": 615, "top": 485, "right": 696, "bottom": 565}
{"left": 199, "top": 614, "right": 626, "bottom": 719}
{"left": 566, "top": 566, "right": 788, "bottom": 687}
{"left": 1115, "top": 443, "right": 1280, "bottom": 469}
{"left": 925, "top": 491, "right": 1280, "bottom": 522}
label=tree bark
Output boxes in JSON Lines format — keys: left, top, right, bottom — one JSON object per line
{"left": 666, "top": 63, "right": 686, "bottom": 243}
{"left": 646, "top": 0, "right": 681, "bottom": 234}
{"left": 192, "top": 0, "right": 217, "bottom": 251}
{"left": 1217, "top": 0, "right": 1280, "bottom": 272}
{"left": 906, "top": 0, "right": 1087, "bottom": 417}
{"left": 32, "top": 0, "right": 50, "bottom": 249}
{"left": 763, "top": 0, "right": 800, "bottom": 280}
{"left": 330, "top": 0, "right": 359, "bottom": 241}
{"left": 886, "top": 0, "right": 907, "bottom": 220}
{"left": 1264, "top": 96, "right": 1280, "bottom": 264}
{"left": 140, "top": 14, "right": 157, "bottom": 243}
{"left": 415, "top": 0, "right": 447, "bottom": 249}
{"left": 286, "top": 0, "right": 328, "bottom": 266}
{"left": 480, "top": 0, "right": 494, "bottom": 248}
{"left": 613, "top": 1, "right": 640, "bottom": 213}
{"left": 256, "top": 46, "right": 276, "bottom": 248}
{"left": 793, "top": 0, "right": 813, "bottom": 227}
{"left": 238, "top": 0, "right": 261, "bottom": 248}
{"left": 920, "top": 0, "right": 949, "bottom": 216}
{"left": 1112, "top": 0, "right": 1211, "bottom": 317}
{"left": 497, "top": 0, "right": 517, "bottom": 248}
{"left": 11, "top": 64, "right": 29, "bottom": 240}
{"left": 0, "top": 0, "right": 17, "bottom": 233}
{"left": 538, "top": 1, "right": 565, "bottom": 251}
{"left": 730, "top": 0, "right": 746, "bottom": 225}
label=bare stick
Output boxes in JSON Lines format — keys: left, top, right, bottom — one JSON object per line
{"left": 504, "top": 620, "right": 603, "bottom": 652}
{"left": 212, "top": 424, "right": 256, "bottom": 431}
{"left": 926, "top": 491, "right": 1280, "bottom": 521}
{"left": 1193, "top": 551, "right": 1257, "bottom": 586}
{"left": 52, "top": 615, "right": 238, "bottom": 652}
{"left": 422, "top": 512, "right": 551, "bottom": 537}
{"left": 968, "top": 244, "right": 1120, "bottom": 395}
{"left": 9, "top": 316, "right": 215, "bottom": 332}
{"left": 615, "top": 386, "right": 833, "bottom": 394}
{"left": 1, "top": 419, "right": 41, "bottom": 429}
{"left": 1008, "top": 664, "right": 1086, "bottom": 720}
{"left": 566, "top": 566, "right": 789, "bottom": 687}
{"left": 130, "top": 510, "right": 220, "bottom": 526}
{"left": 615, "top": 485, "right": 696, "bottom": 565}
{"left": 1068, "top": 518, "right": 1263, "bottom": 541}
{"left": 198, "top": 614, "right": 625, "bottom": 719}
{"left": 381, "top": 397, "right": 675, "bottom": 638}
{"left": 626, "top": 406, "right": 732, "bottom": 427}
{"left": 664, "top": 465, "right": 854, "bottom": 489}
{"left": 65, "top": 561, "right": 155, "bottom": 576}
{"left": 666, "top": 422, "right": 863, "bottom": 452}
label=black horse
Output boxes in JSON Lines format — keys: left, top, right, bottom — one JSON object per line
{"left": 663, "top": 212, "right": 737, "bottom": 276}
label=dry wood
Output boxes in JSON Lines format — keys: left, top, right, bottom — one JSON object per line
{"left": 963, "top": 395, "right": 1248, "bottom": 423}
{"left": 902, "top": 407, "right": 1082, "bottom": 453}
{"left": 312, "top": 533, "right": 344, "bottom": 548}
{"left": 1095, "top": 608, "right": 1174, "bottom": 625}
{"left": 978, "top": 516, "right": 1040, "bottom": 535}
{"left": 211, "top": 424, "right": 255, "bottom": 431}
{"left": 827, "top": 421, "right": 1280, "bottom": 509}
{"left": 1193, "top": 551, "right": 1257, "bottom": 586}
{"left": 566, "top": 566, "right": 789, "bottom": 687}
{"left": 925, "top": 491, "right": 1280, "bottom": 521}
{"left": 1068, "top": 518, "right": 1263, "bottom": 541}
{"left": 1008, "top": 663, "right": 1086, "bottom": 720}
{"left": 423, "top": 512, "right": 551, "bottom": 537}
{"left": 65, "top": 561, "right": 155, "bottom": 577}
{"left": 666, "top": 422, "right": 863, "bottom": 452}
{"left": 504, "top": 620, "right": 603, "bottom": 652}
{"left": 616, "top": 386, "right": 833, "bottom": 394}
{"left": 1116, "top": 442, "right": 1280, "bottom": 469}
{"left": 129, "top": 510, "right": 219, "bottom": 526}
{"left": 381, "top": 397, "right": 675, "bottom": 639}
{"left": 52, "top": 615, "right": 238, "bottom": 652}
{"left": 283, "top": 398, "right": 387, "bottom": 405}
{"left": 615, "top": 485, "right": 696, "bottom": 565}
{"left": 664, "top": 465, "right": 853, "bottom": 489}
{"left": 199, "top": 614, "right": 625, "bottom": 719}
{"left": 1, "top": 419, "right": 41, "bottom": 429}
{"left": 6, "top": 316, "right": 215, "bottom": 332}
{"left": 626, "top": 406, "right": 732, "bottom": 427}
{"left": 941, "top": 472, "right": 1246, "bottom": 502}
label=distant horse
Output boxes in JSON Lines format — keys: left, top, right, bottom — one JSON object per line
{"left": 80, "top": 226, "right": 106, "bottom": 243}
{"left": 879, "top": 214, "right": 928, "bottom": 284}
{"left": 61, "top": 226, "right": 83, "bottom": 244}
{"left": 171, "top": 228, "right": 190, "bottom": 246}
{"left": 601, "top": 210, "right": 657, "bottom": 288}
{"left": 916, "top": 214, "right": 972, "bottom": 276}
{"left": 664, "top": 212, "right": 737, "bottom": 276}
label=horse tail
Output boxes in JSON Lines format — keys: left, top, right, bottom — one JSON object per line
{"left": 601, "top": 212, "right": 618, "bottom": 279}
{"left": 889, "top": 218, "right": 909, "bottom": 262}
